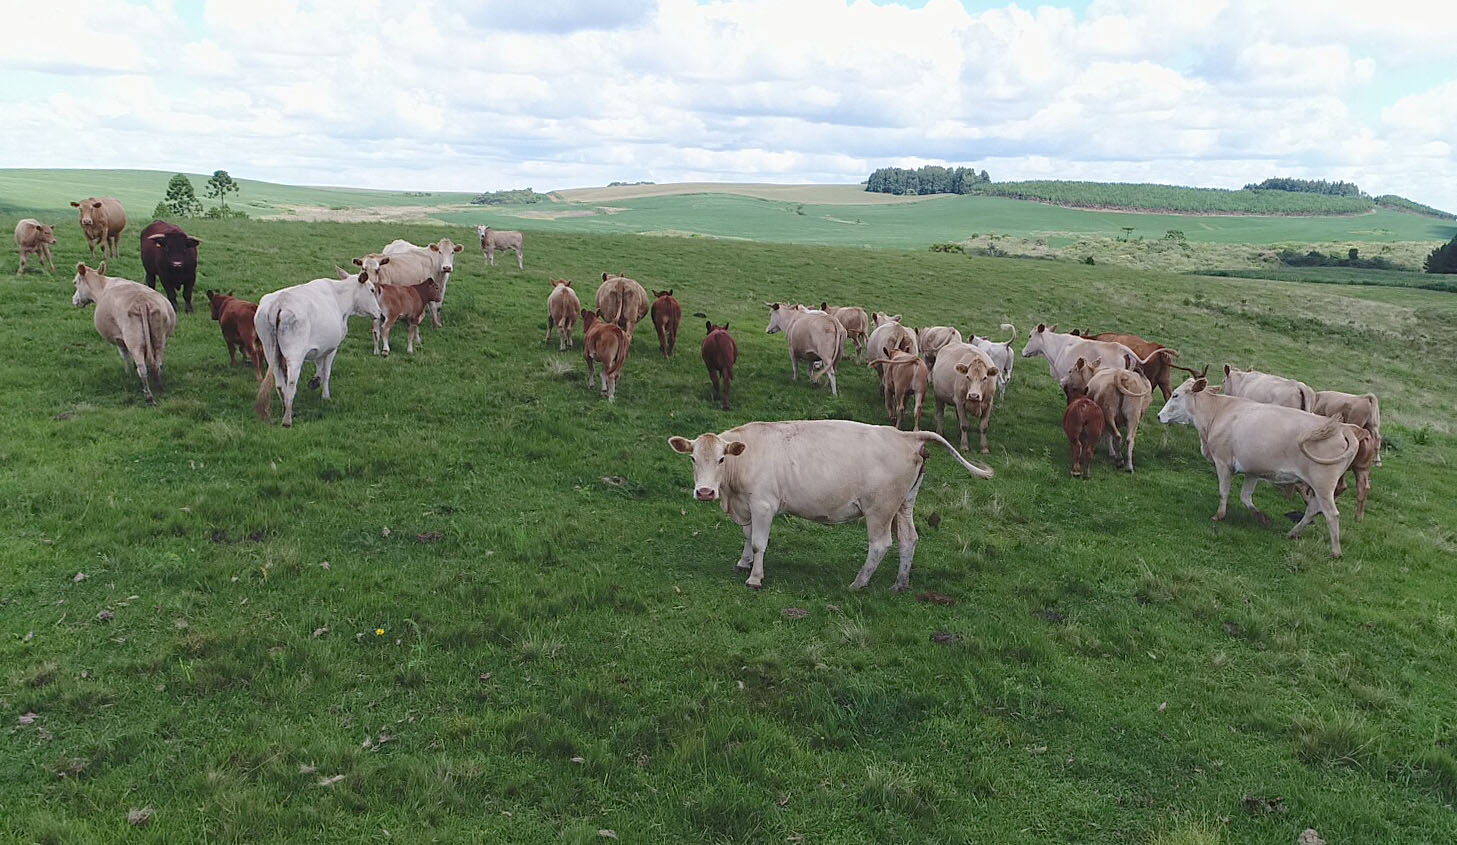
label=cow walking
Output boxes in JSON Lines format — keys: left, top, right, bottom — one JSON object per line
{"left": 206, "top": 290, "right": 265, "bottom": 380}
{"left": 1063, "top": 396, "right": 1105, "bottom": 478}
{"left": 15, "top": 219, "right": 57, "bottom": 275}
{"left": 141, "top": 220, "right": 201, "bottom": 313}
{"left": 474, "top": 226, "right": 524, "bottom": 270}
{"left": 702, "top": 321, "right": 737, "bottom": 411}
{"left": 373, "top": 278, "right": 440, "bottom": 356}
{"left": 651, "top": 290, "right": 681, "bottom": 357}
{"left": 545, "top": 279, "right": 581, "bottom": 350}
{"left": 582, "top": 309, "right": 630, "bottom": 401}
{"left": 766, "top": 303, "right": 846, "bottom": 395}
{"left": 595, "top": 273, "right": 650, "bottom": 339}
{"left": 867, "top": 350, "right": 929, "bottom": 430}
{"left": 71, "top": 262, "right": 176, "bottom": 404}
{"left": 70, "top": 197, "right": 126, "bottom": 259}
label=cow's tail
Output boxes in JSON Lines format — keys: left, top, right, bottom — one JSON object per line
{"left": 1139, "top": 347, "right": 1177, "bottom": 366}
{"left": 254, "top": 311, "right": 285, "bottom": 421}
{"left": 1000, "top": 322, "right": 1017, "bottom": 344}
{"left": 137, "top": 309, "right": 157, "bottom": 377}
{"left": 1115, "top": 369, "right": 1152, "bottom": 398}
{"left": 1297, "top": 417, "right": 1359, "bottom": 466}
{"left": 607, "top": 330, "right": 630, "bottom": 379}
{"left": 912, "top": 431, "right": 995, "bottom": 479}
{"left": 1299, "top": 384, "right": 1315, "bottom": 412}
{"left": 1365, "top": 394, "right": 1381, "bottom": 432}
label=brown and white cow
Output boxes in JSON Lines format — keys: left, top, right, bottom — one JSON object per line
{"left": 372, "top": 278, "right": 440, "bottom": 356}
{"left": 377, "top": 238, "right": 462, "bottom": 328}
{"left": 765, "top": 303, "right": 846, "bottom": 395}
{"left": 15, "top": 219, "right": 57, "bottom": 275}
{"left": 70, "top": 197, "right": 126, "bottom": 259}
{"left": 1062, "top": 354, "right": 1154, "bottom": 472}
{"left": 545, "top": 279, "right": 581, "bottom": 350}
{"left": 595, "top": 272, "right": 651, "bottom": 338}
{"left": 1063, "top": 395, "right": 1105, "bottom": 478}
{"left": 474, "top": 226, "right": 524, "bottom": 270}
{"left": 582, "top": 309, "right": 630, "bottom": 400}
{"left": 916, "top": 325, "right": 963, "bottom": 370}
{"left": 930, "top": 342, "right": 999, "bottom": 454}
{"left": 651, "top": 289, "right": 681, "bottom": 357}
{"left": 1222, "top": 365, "right": 1316, "bottom": 411}
{"left": 867, "top": 350, "right": 929, "bottom": 431}
{"left": 820, "top": 302, "right": 869, "bottom": 362}
{"left": 1158, "top": 378, "right": 1360, "bottom": 557}
{"left": 702, "top": 321, "right": 737, "bottom": 411}
{"left": 72, "top": 262, "right": 176, "bottom": 404}
{"left": 668, "top": 419, "right": 994, "bottom": 591}
{"left": 206, "top": 290, "right": 265, "bottom": 380}
{"left": 1311, "top": 389, "right": 1382, "bottom": 467}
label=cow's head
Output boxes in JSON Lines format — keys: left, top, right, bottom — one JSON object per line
{"left": 1158, "top": 378, "right": 1207, "bottom": 425}
{"left": 206, "top": 289, "right": 233, "bottom": 321}
{"left": 35, "top": 223, "right": 57, "bottom": 244}
{"left": 652, "top": 289, "right": 673, "bottom": 300}
{"left": 871, "top": 312, "right": 901, "bottom": 329}
{"left": 706, "top": 321, "right": 730, "bottom": 334}
{"left": 551, "top": 278, "right": 571, "bottom": 289}
{"left": 765, "top": 303, "right": 793, "bottom": 334}
{"left": 476, "top": 225, "right": 491, "bottom": 243}
{"left": 582, "top": 308, "right": 599, "bottom": 331}
{"left": 147, "top": 229, "right": 200, "bottom": 270}
{"left": 416, "top": 277, "right": 442, "bottom": 303}
{"left": 71, "top": 261, "right": 107, "bottom": 307}
{"left": 668, "top": 433, "right": 746, "bottom": 502}
{"left": 71, "top": 199, "right": 103, "bottom": 227}
{"left": 1060, "top": 356, "right": 1099, "bottom": 399}
{"left": 1022, "top": 323, "right": 1056, "bottom": 358}
{"left": 954, "top": 356, "right": 999, "bottom": 405}
{"left": 343, "top": 261, "right": 383, "bottom": 319}
{"left": 429, "top": 239, "right": 463, "bottom": 278}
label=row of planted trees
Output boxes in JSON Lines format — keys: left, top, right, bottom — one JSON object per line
{"left": 155, "top": 171, "right": 244, "bottom": 219}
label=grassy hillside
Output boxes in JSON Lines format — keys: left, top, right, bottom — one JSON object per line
{"left": 970, "top": 180, "right": 1376, "bottom": 215}
{"left": 2, "top": 214, "right": 1455, "bottom": 842}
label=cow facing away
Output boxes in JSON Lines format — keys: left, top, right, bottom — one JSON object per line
{"left": 545, "top": 279, "right": 581, "bottom": 350}
{"left": 70, "top": 197, "right": 126, "bottom": 259}
{"left": 702, "top": 321, "right": 737, "bottom": 411}
{"left": 15, "top": 219, "right": 57, "bottom": 275}
{"left": 474, "top": 226, "right": 524, "bottom": 270}
{"left": 1158, "top": 378, "right": 1360, "bottom": 557}
{"left": 72, "top": 262, "right": 176, "bottom": 404}
{"left": 916, "top": 326, "right": 963, "bottom": 370}
{"left": 254, "top": 271, "right": 383, "bottom": 427}
{"left": 1062, "top": 355, "right": 1154, "bottom": 472}
{"left": 765, "top": 303, "right": 846, "bottom": 395}
{"left": 595, "top": 273, "right": 650, "bottom": 338}
{"left": 1311, "top": 390, "right": 1382, "bottom": 467}
{"left": 1222, "top": 365, "right": 1316, "bottom": 411}
{"left": 668, "top": 420, "right": 994, "bottom": 591}
{"left": 206, "top": 290, "right": 265, "bottom": 380}
{"left": 866, "top": 314, "right": 919, "bottom": 382}
{"left": 140, "top": 220, "right": 201, "bottom": 313}
{"left": 582, "top": 309, "right": 630, "bottom": 400}
{"left": 651, "top": 290, "right": 681, "bottom": 357}
{"left": 930, "top": 342, "right": 999, "bottom": 453}
{"left": 1063, "top": 396, "right": 1106, "bottom": 478}
{"left": 867, "top": 350, "right": 929, "bottom": 431}
{"left": 378, "top": 239, "right": 461, "bottom": 328}
{"left": 373, "top": 278, "right": 440, "bottom": 356}
{"left": 820, "top": 302, "right": 869, "bottom": 363}
{"left": 971, "top": 323, "right": 1017, "bottom": 398}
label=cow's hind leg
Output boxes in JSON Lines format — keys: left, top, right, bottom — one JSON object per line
{"left": 316, "top": 349, "right": 338, "bottom": 399}
{"left": 119, "top": 325, "right": 155, "bottom": 404}
{"left": 850, "top": 508, "right": 896, "bottom": 591}
{"left": 888, "top": 473, "right": 925, "bottom": 592}
{"left": 1239, "top": 477, "right": 1272, "bottom": 527}
{"left": 1212, "top": 463, "right": 1234, "bottom": 521}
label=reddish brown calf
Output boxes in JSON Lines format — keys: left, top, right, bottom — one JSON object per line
{"left": 651, "top": 289, "right": 681, "bottom": 357}
{"left": 1063, "top": 395, "right": 1105, "bottom": 478}
{"left": 701, "top": 321, "right": 737, "bottom": 410}
{"left": 373, "top": 278, "right": 440, "bottom": 357}
{"left": 206, "top": 289, "right": 265, "bottom": 380}
{"left": 583, "top": 309, "right": 630, "bottom": 401}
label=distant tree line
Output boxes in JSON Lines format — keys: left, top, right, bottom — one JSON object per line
{"left": 865, "top": 166, "right": 990, "bottom": 196}
{"left": 1279, "top": 247, "right": 1395, "bottom": 270}
{"left": 470, "top": 188, "right": 544, "bottom": 205}
{"left": 608, "top": 181, "right": 655, "bottom": 187}
{"left": 1243, "top": 178, "right": 1366, "bottom": 198}
{"left": 1426, "top": 233, "right": 1457, "bottom": 274}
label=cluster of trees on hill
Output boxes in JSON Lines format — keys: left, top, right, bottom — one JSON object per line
{"left": 154, "top": 171, "right": 244, "bottom": 219}
{"left": 1279, "top": 247, "right": 1396, "bottom": 271}
{"left": 1426, "top": 233, "right": 1457, "bottom": 274}
{"left": 865, "top": 166, "right": 990, "bottom": 196}
{"left": 969, "top": 180, "right": 1372, "bottom": 214}
{"left": 470, "top": 188, "right": 544, "bottom": 205}
{"left": 608, "top": 181, "right": 655, "bottom": 187}
{"left": 1243, "top": 177, "right": 1366, "bottom": 197}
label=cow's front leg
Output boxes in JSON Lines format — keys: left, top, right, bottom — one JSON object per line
{"left": 1213, "top": 462, "right": 1233, "bottom": 521}
{"left": 1239, "top": 477, "right": 1271, "bottom": 526}
{"left": 978, "top": 409, "right": 990, "bottom": 454}
{"left": 745, "top": 508, "right": 773, "bottom": 589}
{"left": 372, "top": 318, "right": 382, "bottom": 355}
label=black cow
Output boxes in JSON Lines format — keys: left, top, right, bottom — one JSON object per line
{"left": 140, "top": 220, "right": 201, "bottom": 313}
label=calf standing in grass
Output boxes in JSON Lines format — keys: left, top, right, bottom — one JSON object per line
{"left": 373, "top": 278, "right": 440, "bottom": 356}
{"left": 1312, "top": 389, "right": 1382, "bottom": 467}
{"left": 582, "top": 309, "right": 630, "bottom": 400}
{"left": 820, "top": 302, "right": 869, "bottom": 362}
{"left": 15, "top": 219, "right": 57, "bottom": 275}
{"left": 867, "top": 350, "right": 929, "bottom": 430}
{"left": 545, "top": 279, "right": 580, "bottom": 350}
{"left": 1062, "top": 354, "right": 1154, "bottom": 472}
{"left": 206, "top": 290, "right": 265, "bottom": 380}
{"left": 72, "top": 262, "right": 176, "bottom": 404}
{"left": 702, "top": 321, "right": 737, "bottom": 410}
{"left": 651, "top": 289, "right": 681, "bottom": 357}
{"left": 1063, "top": 396, "right": 1105, "bottom": 478}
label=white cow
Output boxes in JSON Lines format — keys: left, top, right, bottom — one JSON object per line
{"left": 971, "top": 323, "right": 1016, "bottom": 398}
{"left": 1021, "top": 323, "right": 1145, "bottom": 395}
{"left": 1222, "top": 365, "right": 1316, "bottom": 411}
{"left": 380, "top": 238, "right": 462, "bottom": 328}
{"left": 474, "top": 225, "right": 524, "bottom": 270}
{"left": 668, "top": 419, "right": 993, "bottom": 591}
{"left": 254, "top": 271, "right": 383, "bottom": 427}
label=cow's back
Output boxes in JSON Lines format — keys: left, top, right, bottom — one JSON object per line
{"left": 96, "top": 279, "right": 174, "bottom": 340}
{"left": 788, "top": 312, "right": 844, "bottom": 359}
{"left": 1225, "top": 370, "right": 1311, "bottom": 410}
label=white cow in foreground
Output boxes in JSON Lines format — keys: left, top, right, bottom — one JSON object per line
{"left": 254, "top": 271, "right": 383, "bottom": 427}
{"left": 1158, "top": 377, "right": 1360, "bottom": 557}
{"left": 380, "top": 238, "right": 462, "bottom": 328}
{"left": 668, "top": 419, "right": 994, "bottom": 591}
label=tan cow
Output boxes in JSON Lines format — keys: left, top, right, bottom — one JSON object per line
{"left": 372, "top": 278, "right": 440, "bottom": 356}
{"left": 820, "top": 302, "right": 869, "bottom": 362}
{"left": 1158, "top": 378, "right": 1360, "bottom": 557}
{"left": 1062, "top": 354, "right": 1154, "bottom": 472}
{"left": 377, "top": 238, "right": 462, "bottom": 328}
{"left": 866, "top": 313, "right": 919, "bottom": 382}
{"left": 546, "top": 279, "right": 581, "bottom": 350}
{"left": 15, "top": 219, "right": 57, "bottom": 275}
{"left": 1022, "top": 324, "right": 1150, "bottom": 395}
{"left": 70, "top": 197, "right": 126, "bottom": 259}
{"left": 1311, "top": 390, "right": 1382, "bottom": 467}
{"left": 71, "top": 262, "right": 176, "bottom": 404}
{"left": 582, "top": 309, "right": 630, "bottom": 400}
{"left": 474, "top": 226, "right": 524, "bottom": 270}
{"left": 916, "top": 325, "right": 963, "bottom": 370}
{"left": 930, "top": 342, "right": 1000, "bottom": 453}
{"left": 765, "top": 303, "right": 846, "bottom": 395}
{"left": 595, "top": 272, "right": 650, "bottom": 338}
{"left": 668, "top": 419, "right": 994, "bottom": 591}
{"left": 866, "top": 350, "right": 929, "bottom": 430}
{"left": 1222, "top": 365, "right": 1316, "bottom": 410}
{"left": 971, "top": 323, "right": 1017, "bottom": 399}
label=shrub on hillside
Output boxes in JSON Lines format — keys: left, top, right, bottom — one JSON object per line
{"left": 1425, "top": 234, "right": 1457, "bottom": 274}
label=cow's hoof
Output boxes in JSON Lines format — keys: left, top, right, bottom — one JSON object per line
{"left": 382, "top": 351, "right": 390, "bottom": 358}
{"left": 980, "top": 447, "right": 990, "bottom": 454}
{"left": 890, "top": 582, "right": 909, "bottom": 593}
{"left": 848, "top": 580, "right": 868, "bottom": 591}
{"left": 744, "top": 580, "right": 763, "bottom": 590}
{"left": 1211, "top": 514, "right": 1225, "bottom": 522}
{"left": 282, "top": 420, "right": 293, "bottom": 428}
{"left": 1254, "top": 514, "right": 1272, "bottom": 528}
{"left": 734, "top": 562, "right": 752, "bottom": 572}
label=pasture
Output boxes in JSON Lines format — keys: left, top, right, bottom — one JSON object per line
{"left": 3, "top": 213, "right": 1457, "bottom": 842}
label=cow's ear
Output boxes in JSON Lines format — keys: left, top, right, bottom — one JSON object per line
{"left": 1074, "top": 357, "right": 1085, "bottom": 369}
{"left": 1193, "top": 378, "right": 1208, "bottom": 393}
{"left": 358, "top": 271, "right": 368, "bottom": 283}
{"left": 667, "top": 289, "right": 673, "bottom": 297}
{"left": 1049, "top": 324, "right": 1057, "bottom": 332}
{"left": 453, "top": 244, "right": 463, "bottom": 253}
{"left": 723, "top": 322, "right": 728, "bottom": 331}
{"left": 335, "top": 266, "right": 350, "bottom": 279}
{"left": 227, "top": 290, "right": 235, "bottom": 297}
{"left": 93, "top": 201, "right": 102, "bottom": 208}
{"left": 563, "top": 280, "right": 571, "bottom": 287}
{"left": 987, "top": 366, "right": 999, "bottom": 378}
{"left": 378, "top": 256, "right": 390, "bottom": 266}
{"left": 1223, "top": 364, "right": 1231, "bottom": 377}
{"left": 97, "top": 261, "right": 106, "bottom": 274}
{"left": 706, "top": 321, "right": 713, "bottom": 333}
{"left": 71, "top": 201, "right": 81, "bottom": 208}
{"left": 603, "top": 272, "right": 609, "bottom": 281}
{"left": 353, "top": 257, "right": 364, "bottom": 266}
{"left": 76, "top": 261, "right": 87, "bottom": 273}
{"left": 771, "top": 303, "right": 780, "bottom": 311}
{"left": 186, "top": 237, "right": 200, "bottom": 248}
{"left": 955, "top": 362, "right": 969, "bottom": 374}
{"left": 668, "top": 436, "right": 694, "bottom": 454}
{"left": 429, "top": 243, "right": 440, "bottom": 252}
{"left": 724, "top": 440, "right": 747, "bottom": 456}
{"left": 1036, "top": 323, "right": 1045, "bottom": 332}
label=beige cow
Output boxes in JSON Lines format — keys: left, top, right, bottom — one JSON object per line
{"left": 1158, "top": 378, "right": 1360, "bottom": 557}
{"left": 866, "top": 350, "right": 929, "bottom": 430}
{"left": 866, "top": 313, "right": 919, "bottom": 382}
{"left": 1311, "top": 390, "right": 1382, "bottom": 467}
{"left": 1021, "top": 323, "right": 1146, "bottom": 394}
{"left": 546, "top": 279, "right": 581, "bottom": 350}
{"left": 667, "top": 419, "right": 993, "bottom": 591}
{"left": 930, "top": 342, "right": 1000, "bottom": 453}
{"left": 917, "top": 325, "right": 963, "bottom": 370}
{"left": 1062, "top": 354, "right": 1154, "bottom": 472}
{"left": 820, "top": 302, "right": 869, "bottom": 362}
{"left": 1222, "top": 365, "right": 1316, "bottom": 410}
{"left": 971, "top": 323, "right": 1017, "bottom": 398}
{"left": 474, "top": 226, "right": 525, "bottom": 270}
{"left": 15, "top": 219, "right": 57, "bottom": 274}
{"left": 71, "top": 262, "right": 176, "bottom": 404}
{"left": 765, "top": 303, "right": 846, "bottom": 395}
{"left": 378, "top": 238, "right": 463, "bottom": 328}
{"left": 70, "top": 197, "right": 126, "bottom": 259}
{"left": 595, "top": 272, "right": 650, "bottom": 338}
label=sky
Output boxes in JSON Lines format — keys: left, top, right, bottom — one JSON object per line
{"left": 3, "top": 0, "right": 1455, "bottom": 211}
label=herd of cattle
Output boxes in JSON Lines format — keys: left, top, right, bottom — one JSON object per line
{"left": 16, "top": 196, "right": 1386, "bottom": 591}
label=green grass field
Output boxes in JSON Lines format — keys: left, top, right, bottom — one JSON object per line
{"left": 1197, "top": 267, "right": 1457, "bottom": 293}
{"left": 2, "top": 213, "right": 1455, "bottom": 842}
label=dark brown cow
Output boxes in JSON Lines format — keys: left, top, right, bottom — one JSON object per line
{"left": 1063, "top": 395, "right": 1105, "bottom": 478}
{"left": 206, "top": 290, "right": 265, "bottom": 380}
{"left": 651, "top": 289, "right": 681, "bottom": 357}
{"left": 141, "top": 220, "right": 201, "bottom": 313}
{"left": 702, "top": 321, "right": 737, "bottom": 410}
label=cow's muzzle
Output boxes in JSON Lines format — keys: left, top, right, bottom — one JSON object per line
{"left": 694, "top": 488, "right": 718, "bottom": 502}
